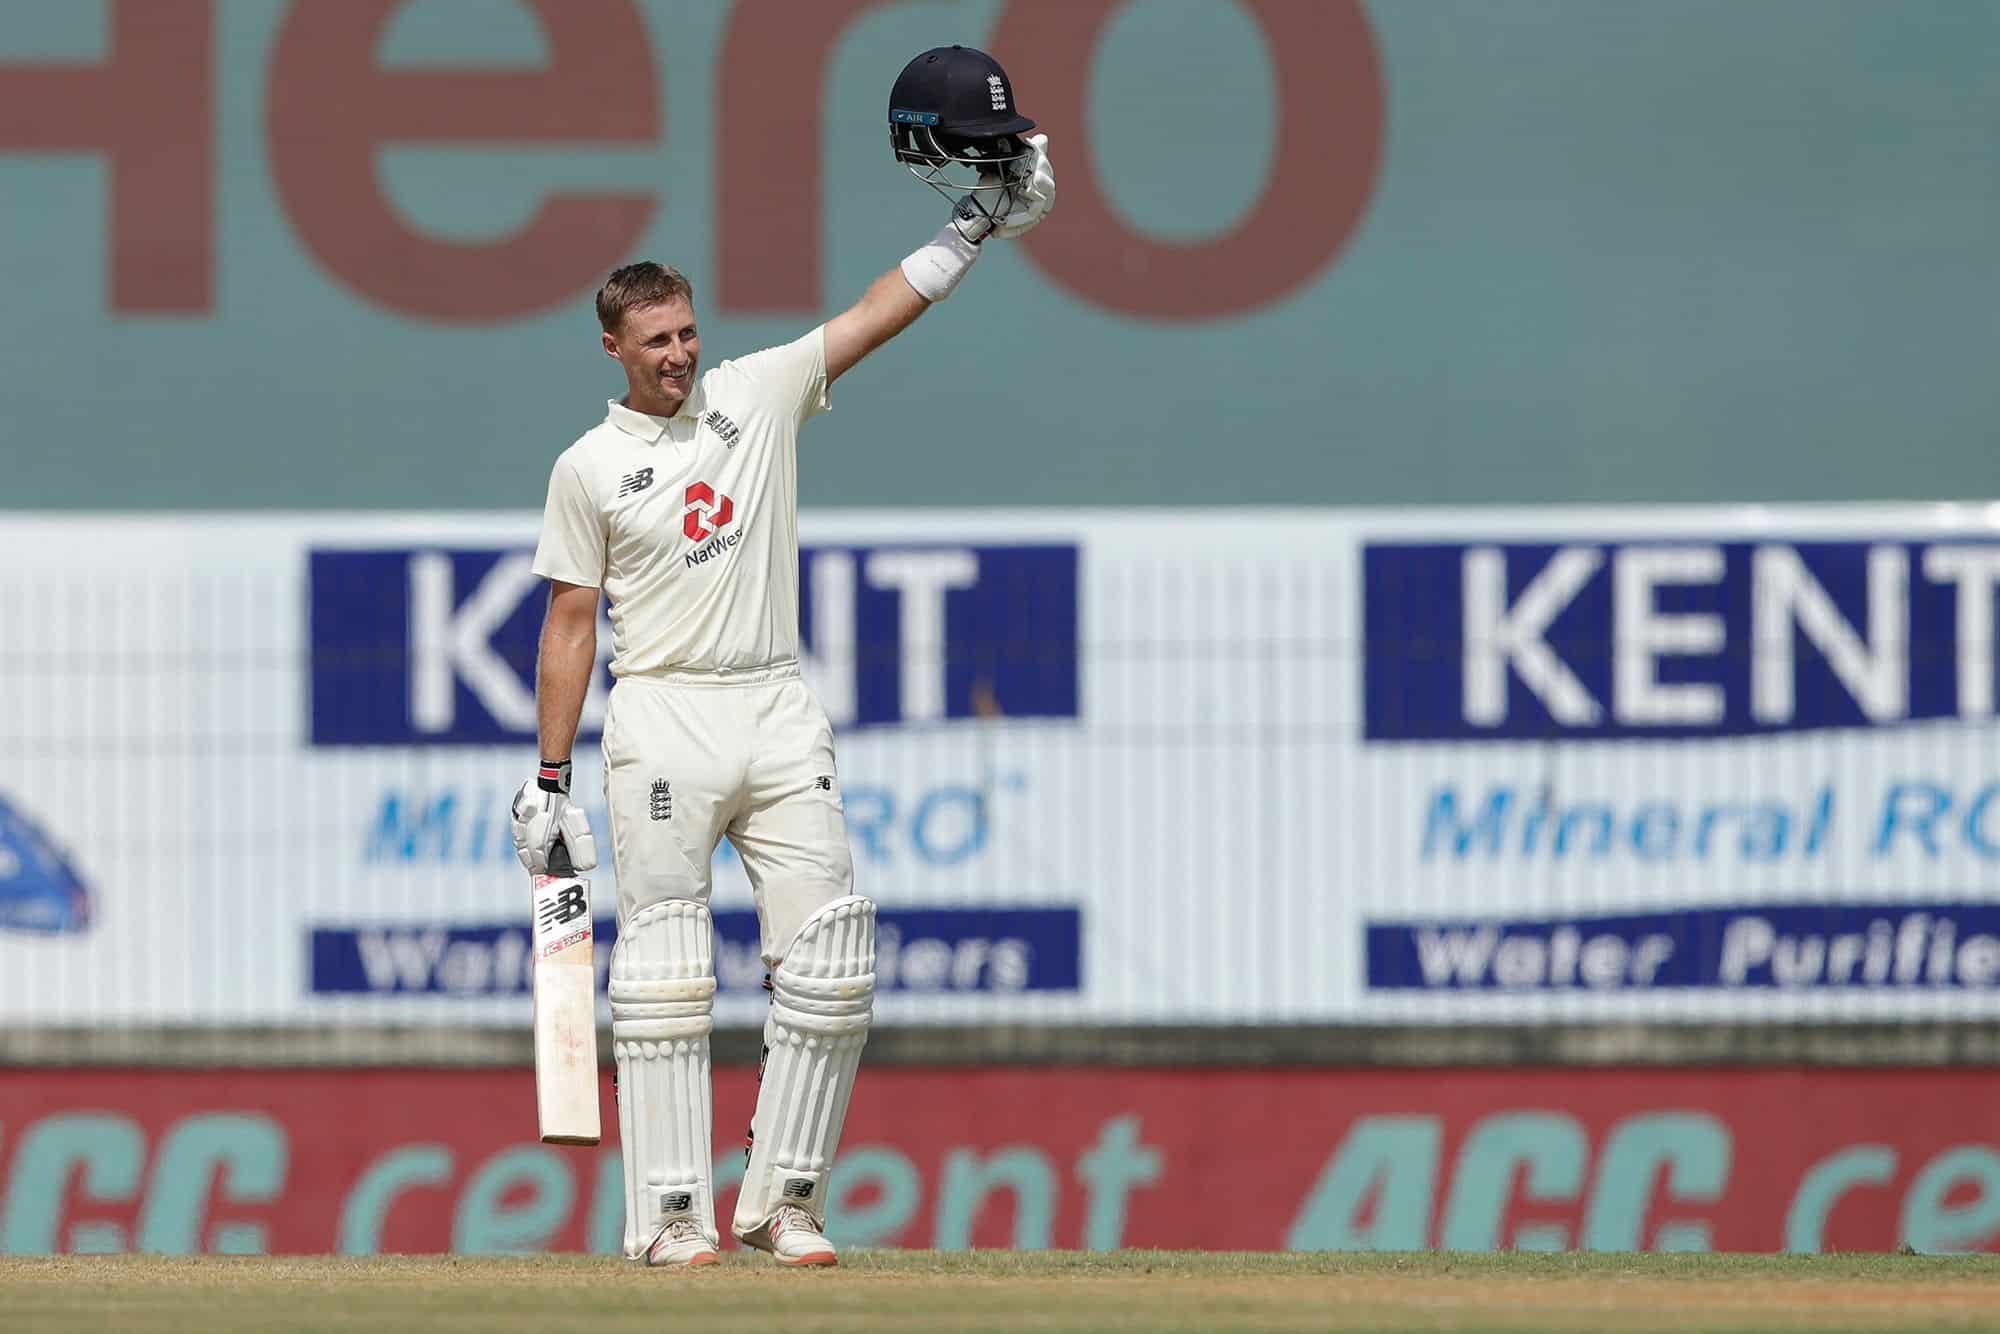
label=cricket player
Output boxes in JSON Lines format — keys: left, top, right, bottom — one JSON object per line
{"left": 509, "top": 47, "right": 1056, "bottom": 1268}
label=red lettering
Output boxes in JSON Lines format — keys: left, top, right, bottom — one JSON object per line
{"left": 0, "top": 1, "right": 213, "bottom": 312}
{"left": 990, "top": 0, "right": 1384, "bottom": 320}
{"left": 268, "top": 0, "right": 659, "bottom": 324}
{"left": 715, "top": 0, "right": 903, "bottom": 314}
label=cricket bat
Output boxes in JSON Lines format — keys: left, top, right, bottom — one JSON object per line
{"left": 531, "top": 837, "right": 602, "bottom": 1145}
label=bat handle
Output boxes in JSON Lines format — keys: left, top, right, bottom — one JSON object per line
{"left": 548, "top": 836, "right": 574, "bottom": 878}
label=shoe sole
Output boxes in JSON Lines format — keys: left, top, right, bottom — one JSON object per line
{"left": 646, "top": 1249, "right": 719, "bottom": 1268}
{"left": 733, "top": 1225, "right": 837, "bottom": 1267}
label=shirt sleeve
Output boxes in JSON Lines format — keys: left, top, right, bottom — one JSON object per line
{"left": 531, "top": 452, "right": 606, "bottom": 588}
{"left": 730, "top": 325, "right": 830, "bottom": 429}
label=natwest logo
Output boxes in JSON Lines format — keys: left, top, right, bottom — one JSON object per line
{"left": 683, "top": 482, "right": 735, "bottom": 542}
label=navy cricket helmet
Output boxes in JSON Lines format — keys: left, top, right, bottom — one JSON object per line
{"left": 889, "top": 46, "right": 1036, "bottom": 210}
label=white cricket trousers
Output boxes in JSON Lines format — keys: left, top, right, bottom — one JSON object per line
{"left": 600, "top": 662, "right": 855, "bottom": 964}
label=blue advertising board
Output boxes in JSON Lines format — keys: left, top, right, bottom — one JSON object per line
{"left": 1365, "top": 540, "right": 2000, "bottom": 741}
{"left": 308, "top": 542, "right": 1078, "bottom": 744}
{"left": 1367, "top": 902, "right": 2000, "bottom": 993}
{"left": 309, "top": 905, "right": 1082, "bottom": 998}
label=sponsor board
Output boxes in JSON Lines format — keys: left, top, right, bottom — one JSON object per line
{"left": 1368, "top": 902, "right": 2000, "bottom": 992}
{"left": 308, "top": 543, "right": 1079, "bottom": 743}
{"left": 308, "top": 907, "right": 1082, "bottom": 998}
{"left": 359, "top": 777, "right": 1023, "bottom": 872}
{"left": 1350, "top": 514, "right": 2000, "bottom": 1021}
{"left": 4, "top": 1067, "right": 1998, "bottom": 1254}
{"left": 1365, "top": 538, "right": 2000, "bottom": 741}
{"left": 5, "top": 507, "right": 2000, "bottom": 1025}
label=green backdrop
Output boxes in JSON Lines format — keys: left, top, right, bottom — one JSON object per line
{"left": 2, "top": 1, "right": 1995, "bottom": 509}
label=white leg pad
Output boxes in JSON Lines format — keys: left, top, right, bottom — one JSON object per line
{"left": 611, "top": 898, "right": 716, "bottom": 1258}
{"left": 733, "top": 895, "right": 876, "bottom": 1236}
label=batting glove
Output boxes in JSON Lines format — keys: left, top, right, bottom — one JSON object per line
{"left": 510, "top": 759, "right": 598, "bottom": 875}
{"left": 989, "top": 133, "right": 1055, "bottom": 240}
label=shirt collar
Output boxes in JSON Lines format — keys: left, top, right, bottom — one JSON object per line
{"left": 605, "top": 383, "right": 705, "bottom": 442}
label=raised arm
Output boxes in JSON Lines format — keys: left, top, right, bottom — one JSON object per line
{"left": 823, "top": 134, "right": 1056, "bottom": 387}
{"left": 824, "top": 264, "right": 931, "bottom": 386}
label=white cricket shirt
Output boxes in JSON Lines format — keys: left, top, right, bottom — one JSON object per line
{"left": 532, "top": 326, "right": 829, "bottom": 677}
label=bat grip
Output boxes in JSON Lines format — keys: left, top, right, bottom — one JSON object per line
{"left": 547, "top": 837, "right": 573, "bottom": 878}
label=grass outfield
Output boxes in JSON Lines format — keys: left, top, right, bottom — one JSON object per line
{"left": 6, "top": 1251, "right": 2000, "bottom": 1333}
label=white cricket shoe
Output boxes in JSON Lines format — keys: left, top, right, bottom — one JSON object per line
{"left": 736, "top": 1204, "right": 838, "bottom": 1267}
{"left": 645, "top": 1217, "right": 719, "bottom": 1268}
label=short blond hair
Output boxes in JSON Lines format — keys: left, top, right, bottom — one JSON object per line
{"left": 596, "top": 262, "right": 694, "bottom": 333}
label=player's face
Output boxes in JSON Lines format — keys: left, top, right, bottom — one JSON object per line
{"left": 606, "top": 297, "right": 701, "bottom": 417}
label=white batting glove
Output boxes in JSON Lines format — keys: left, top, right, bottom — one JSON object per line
{"left": 901, "top": 135, "right": 1054, "bottom": 301}
{"left": 989, "top": 133, "right": 1055, "bottom": 240}
{"left": 904, "top": 202, "right": 988, "bottom": 301}
{"left": 510, "top": 759, "right": 597, "bottom": 875}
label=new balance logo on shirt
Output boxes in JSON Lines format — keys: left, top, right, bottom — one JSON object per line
{"left": 617, "top": 467, "right": 654, "bottom": 498}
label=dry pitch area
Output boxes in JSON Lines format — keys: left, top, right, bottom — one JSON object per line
{"left": 7, "top": 1251, "right": 2000, "bottom": 1333}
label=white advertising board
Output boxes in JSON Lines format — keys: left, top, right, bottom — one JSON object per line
{"left": 4, "top": 505, "right": 2000, "bottom": 1025}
